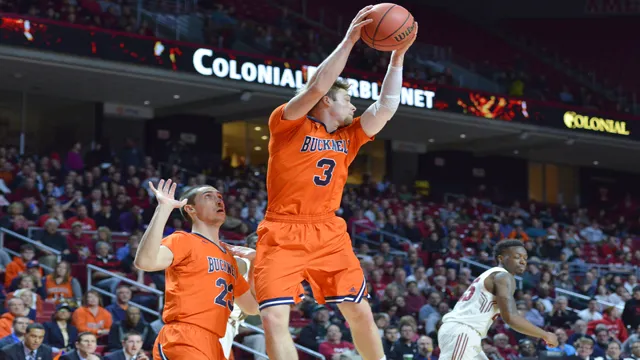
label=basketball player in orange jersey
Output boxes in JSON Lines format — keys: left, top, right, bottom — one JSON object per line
{"left": 248, "top": 6, "right": 418, "bottom": 360}
{"left": 134, "top": 179, "right": 259, "bottom": 360}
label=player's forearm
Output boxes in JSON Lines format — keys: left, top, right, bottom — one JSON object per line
{"left": 134, "top": 205, "right": 173, "bottom": 269}
{"left": 504, "top": 313, "right": 548, "bottom": 339}
{"left": 361, "top": 63, "right": 403, "bottom": 136}
{"left": 307, "top": 40, "right": 355, "bottom": 93}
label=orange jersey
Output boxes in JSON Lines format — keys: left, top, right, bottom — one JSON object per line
{"left": 266, "top": 103, "right": 373, "bottom": 216}
{"left": 161, "top": 231, "right": 250, "bottom": 337}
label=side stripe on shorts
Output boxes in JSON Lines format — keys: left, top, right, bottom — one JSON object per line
{"left": 158, "top": 343, "right": 170, "bottom": 360}
{"left": 451, "top": 333, "right": 469, "bottom": 360}
{"left": 324, "top": 278, "right": 367, "bottom": 304}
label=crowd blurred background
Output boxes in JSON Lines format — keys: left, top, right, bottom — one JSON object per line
{"left": 0, "top": 0, "right": 639, "bottom": 359}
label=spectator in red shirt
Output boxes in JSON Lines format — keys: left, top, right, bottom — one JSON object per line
{"left": 87, "top": 241, "right": 126, "bottom": 294}
{"left": 318, "top": 324, "right": 355, "bottom": 360}
{"left": 10, "top": 178, "right": 42, "bottom": 206}
{"left": 348, "top": 209, "right": 378, "bottom": 237}
{"left": 66, "top": 222, "right": 93, "bottom": 261}
{"left": 588, "top": 307, "right": 629, "bottom": 342}
{"left": 63, "top": 205, "right": 96, "bottom": 231}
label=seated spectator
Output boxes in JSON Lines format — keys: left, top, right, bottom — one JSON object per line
{"left": 567, "top": 320, "right": 589, "bottom": 346}
{"left": 105, "top": 331, "right": 150, "bottom": 360}
{"left": 622, "top": 286, "right": 640, "bottom": 330}
{"left": 71, "top": 290, "right": 112, "bottom": 337}
{"left": 0, "top": 316, "right": 29, "bottom": 349}
{"left": 0, "top": 298, "right": 28, "bottom": 338}
{"left": 37, "top": 218, "right": 73, "bottom": 268}
{"left": 318, "top": 324, "right": 355, "bottom": 360}
{"left": 66, "top": 221, "right": 93, "bottom": 261}
{"left": 546, "top": 328, "right": 576, "bottom": 356}
{"left": 628, "top": 340, "right": 640, "bottom": 359}
{"left": 578, "top": 298, "right": 603, "bottom": 322}
{"left": 43, "top": 303, "right": 78, "bottom": 353}
{"left": 382, "top": 326, "right": 399, "bottom": 357}
{"left": 415, "top": 335, "right": 435, "bottom": 360}
{"left": 8, "top": 266, "right": 46, "bottom": 299}
{"left": 493, "top": 332, "right": 518, "bottom": 359}
{"left": 44, "top": 261, "right": 82, "bottom": 305}
{"left": 390, "top": 322, "right": 418, "bottom": 359}
{"left": 4, "top": 244, "right": 36, "bottom": 288}
{"left": 588, "top": 307, "right": 628, "bottom": 342}
{"left": 106, "top": 306, "right": 155, "bottom": 351}
{"left": 546, "top": 296, "right": 578, "bottom": 329}
{"left": 86, "top": 241, "right": 127, "bottom": 294}
{"left": 298, "top": 305, "right": 333, "bottom": 351}
{"left": 106, "top": 285, "right": 133, "bottom": 323}
{"left": 0, "top": 323, "right": 52, "bottom": 360}
{"left": 63, "top": 204, "right": 96, "bottom": 230}
{"left": 60, "top": 331, "right": 100, "bottom": 360}
{"left": 10, "top": 289, "right": 40, "bottom": 321}
{"left": 606, "top": 341, "right": 623, "bottom": 360}
{"left": 621, "top": 324, "right": 640, "bottom": 354}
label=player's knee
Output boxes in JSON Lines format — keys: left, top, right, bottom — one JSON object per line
{"left": 338, "top": 301, "right": 375, "bottom": 325}
{"left": 260, "top": 305, "right": 290, "bottom": 333}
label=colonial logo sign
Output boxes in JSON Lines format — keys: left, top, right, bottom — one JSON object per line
{"left": 563, "top": 111, "right": 630, "bottom": 136}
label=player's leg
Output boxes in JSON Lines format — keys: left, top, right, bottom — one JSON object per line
{"left": 260, "top": 304, "right": 298, "bottom": 359}
{"left": 305, "top": 217, "right": 384, "bottom": 360}
{"left": 254, "top": 221, "right": 307, "bottom": 360}
{"left": 337, "top": 301, "right": 385, "bottom": 360}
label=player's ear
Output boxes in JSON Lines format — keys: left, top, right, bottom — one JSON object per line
{"left": 321, "top": 95, "right": 332, "bottom": 106}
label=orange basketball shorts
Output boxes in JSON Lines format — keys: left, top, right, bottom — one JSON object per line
{"left": 254, "top": 213, "right": 368, "bottom": 310}
{"left": 153, "top": 322, "right": 225, "bottom": 359}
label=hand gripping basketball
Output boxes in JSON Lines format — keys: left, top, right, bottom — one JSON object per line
{"left": 149, "top": 179, "right": 187, "bottom": 209}
{"left": 344, "top": 5, "right": 375, "bottom": 44}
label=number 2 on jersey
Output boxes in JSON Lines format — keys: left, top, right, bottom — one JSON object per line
{"left": 214, "top": 278, "right": 234, "bottom": 311}
{"left": 313, "top": 158, "right": 336, "bottom": 186}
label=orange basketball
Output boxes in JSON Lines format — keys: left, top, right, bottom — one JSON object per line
{"left": 361, "top": 3, "right": 416, "bottom": 51}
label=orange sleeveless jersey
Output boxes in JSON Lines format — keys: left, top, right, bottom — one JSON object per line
{"left": 161, "top": 231, "right": 250, "bottom": 337}
{"left": 266, "top": 103, "right": 373, "bottom": 216}
{"left": 45, "top": 274, "right": 74, "bottom": 300}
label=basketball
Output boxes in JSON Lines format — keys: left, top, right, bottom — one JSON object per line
{"left": 361, "top": 3, "right": 416, "bottom": 51}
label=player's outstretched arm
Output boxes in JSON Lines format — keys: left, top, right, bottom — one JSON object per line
{"left": 134, "top": 179, "right": 186, "bottom": 272}
{"left": 283, "top": 6, "right": 374, "bottom": 120}
{"left": 494, "top": 272, "right": 558, "bottom": 347}
{"left": 361, "top": 23, "right": 418, "bottom": 138}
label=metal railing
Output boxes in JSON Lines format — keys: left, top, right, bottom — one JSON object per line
{"left": 0, "top": 227, "right": 61, "bottom": 273}
{"left": 240, "top": 323, "right": 325, "bottom": 360}
{"left": 28, "top": 226, "right": 131, "bottom": 240}
{"left": 87, "top": 265, "right": 164, "bottom": 317}
{"left": 350, "top": 222, "right": 411, "bottom": 256}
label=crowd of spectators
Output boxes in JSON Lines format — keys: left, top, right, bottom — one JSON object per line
{"left": 2, "top": 136, "right": 640, "bottom": 359}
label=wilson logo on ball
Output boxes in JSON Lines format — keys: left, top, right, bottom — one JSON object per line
{"left": 394, "top": 21, "right": 416, "bottom": 43}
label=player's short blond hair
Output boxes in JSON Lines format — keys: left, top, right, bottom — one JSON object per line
{"left": 298, "top": 79, "right": 351, "bottom": 106}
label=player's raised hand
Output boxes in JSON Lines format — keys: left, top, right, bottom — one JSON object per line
{"left": 393, "top": 22, "right": 418, "bottom": 56}
{"left": 344, "top": 5, "right": 374, "bottom": 45}
{"left": 543, "top": 331, "right": 559, "bottom": 348}
{"left": 228, "top": 245, "right": 256, "bottom": 261}
{"left": 149, "top": 179, "right": 187, "bottom": 209}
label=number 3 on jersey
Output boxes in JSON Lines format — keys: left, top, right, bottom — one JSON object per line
{"left": 214, "top": 278, "right": 234, "bottom": 311}
{"left": 313, "top": 158, "right": 336, "bottom": 186}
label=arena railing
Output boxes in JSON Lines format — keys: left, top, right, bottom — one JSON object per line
{"left": 240, "top": 323, "right": 325, "bottom": 360}
{"left": 87, "top": 264, "right": 164, "bottom": 318}
{"left": 27, "top": 227, "right": 131, "bottom": 244}
{"left": 88, "top": 266, "right": 318, "bottom": 359}
{"left": 460, "top": 257, "right": 524, "bottom": 290}
{"left": 0, "top": 227, "right": 60, "bottom": 273}
{"left": 350, "top": 222, "right": 411, "bottom": 255}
